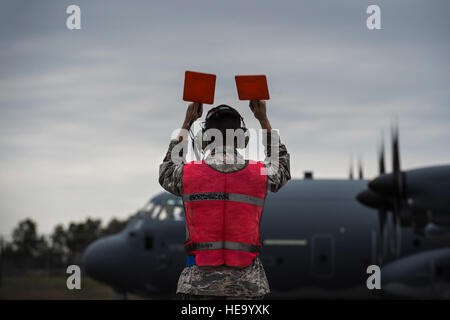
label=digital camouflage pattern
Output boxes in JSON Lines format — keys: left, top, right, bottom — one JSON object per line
{"left": 159, "top": 131, "right": 290, "bottom": 297}
{"left": 176, "top": 256, "right": 270, "bottom": 297}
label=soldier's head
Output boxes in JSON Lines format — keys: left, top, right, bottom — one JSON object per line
{"left": 203, "top": 105, "right": 248, "bottom": 150}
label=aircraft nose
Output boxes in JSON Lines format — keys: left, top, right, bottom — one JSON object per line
{"left": 83, "top": 239, "right": 104, "bottom": 279}
{"left": 83, "top": 234, "right": 130, "bottom": 283}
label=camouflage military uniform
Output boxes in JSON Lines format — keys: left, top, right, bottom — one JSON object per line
{"left": 159, "top": 132, "right": 290, "bottom": 298}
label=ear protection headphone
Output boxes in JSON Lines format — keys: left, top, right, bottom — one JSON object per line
{"left": 191, "top": 105, "right": 249, "bottom": 159}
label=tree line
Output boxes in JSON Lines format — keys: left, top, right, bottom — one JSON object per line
{"left": 1, "top": 215, "right": 135, "bottom": 273}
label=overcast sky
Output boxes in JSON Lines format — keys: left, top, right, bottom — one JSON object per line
{"left": 0, "top": 0, "right": 449, "bottom": 237}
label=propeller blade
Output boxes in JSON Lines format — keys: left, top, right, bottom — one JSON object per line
{"left": 379, "top": 134, "right": 385, "bottom": 175}
{"left": 392, "top": 201, "right": 402, "bottom": 257}
{"left": 356, "top": 189, "right": 392, "bottom": 264}
{"left": 392, "top": 126, "right": 400, "bottom": 174}
{"left": 358, "top": 156, "right": 364, "bottom": 180}
{"left": 391, "top": 124, "right": 407, "bottom": 198}
{"left": 379, "top": 208, "right": 388, "bottom": 265}
{"left": 349, "top": 155, "right": 354, "bottom": 180}
{"left": 391, "top": 124, "right": 403, "bottom": 257}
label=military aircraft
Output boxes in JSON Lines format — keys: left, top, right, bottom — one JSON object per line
{"left": 83, "top": 128, "right": 450, "bottom": 299}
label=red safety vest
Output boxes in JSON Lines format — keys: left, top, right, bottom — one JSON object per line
{"left": 182, "top": 160, "right": 267, "bottom": 267}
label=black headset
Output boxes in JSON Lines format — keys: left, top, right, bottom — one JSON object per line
{"left": 191, "top": 105, "right": 249, "bottom": 159}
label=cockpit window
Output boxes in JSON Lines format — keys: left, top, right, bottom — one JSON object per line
{"left": 159, "top": 207, "right": 168, "bottom": 220}
{"left": 132, "top": 219, "right": 144, "bottom": 230}
{"left": 173, "top": 207, "right": 183, "bottom": 221}
{"left": 140, "top": 198, "right": 184, "bottom": 221}
{"left": 167, "top": 199, "right": 183, "bottom": 206}
{"left": 138, "top": 202, "right": 155, "bottom": 218}
{"left": 151, "top": 205, "right": 162, "bottom": 219}
{"left": 143, "top": 202, "right": 155, "bottom": 212}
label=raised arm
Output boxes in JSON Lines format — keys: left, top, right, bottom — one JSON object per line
{"left": 249, "top": 100, "right": 291, "bottom": 193}
{"left": 158, "top": 102, "right": 203, "bottom": 196}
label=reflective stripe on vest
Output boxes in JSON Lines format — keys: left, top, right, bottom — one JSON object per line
{"left": 182, "top": 192, "right": 264, "bottom": 206}
{"left": 185, "top": 241, "right": 261, "bottom": 253}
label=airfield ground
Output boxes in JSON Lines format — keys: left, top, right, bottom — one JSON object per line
{"left": 0, "top": 275, "right": 145, "bottom": 300}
